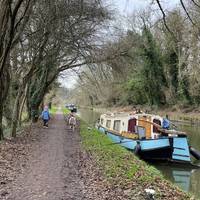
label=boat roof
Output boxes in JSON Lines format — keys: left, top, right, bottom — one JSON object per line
{"left": 100, "top": 112, "right": 163, "bottom": 120}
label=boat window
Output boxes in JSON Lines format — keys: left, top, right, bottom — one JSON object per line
{"left": 153, "top": 119, "right": 161, "bottom": 133}
{"left": 106, "top": 120, "right": 111, "bottom": 128}
{"left": 136, "top": 126, "right": 146, "bottom": 139}
{"left": 113, "top": 120, "right": 121, "bottom": 131}
{"left": 100, "top": 118, "right": 104, "bottom": 125}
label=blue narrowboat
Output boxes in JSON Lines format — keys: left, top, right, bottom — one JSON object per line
{"left": 97, "top": 112, "right": 200, "bottom": 164}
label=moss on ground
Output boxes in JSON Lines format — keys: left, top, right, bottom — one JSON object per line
{"left": 80, "top": 120, "right": 195, "bottom": 200}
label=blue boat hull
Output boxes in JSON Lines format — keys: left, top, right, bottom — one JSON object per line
{"left": 98, "top": 126, "right": 191, "bottom": 163}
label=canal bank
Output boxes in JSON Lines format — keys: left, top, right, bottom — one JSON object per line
{"left": 78, "top": 107, "right": 200, "bottom": 199}
{"left": 79, "top": 117, "right": 193, "bottom": 199}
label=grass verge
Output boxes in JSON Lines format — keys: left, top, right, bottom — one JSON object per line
{"left": 49, "top": 106, "right": 58, "bottom": 115}
{"left": 80, "top": 120, "right": 194, "bottom": 200}
{"left": 62, "top": 107, "right": 70, "bottom": 115}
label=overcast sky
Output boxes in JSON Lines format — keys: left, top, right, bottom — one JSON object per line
{"left": 111, "top": 0, "right": 151, "bottom": 14}
{"left": 59, "top": 0, "right": 180, "bottom": 89}
{"left": 109, "top": 0, "right": 180, "bottom": 15}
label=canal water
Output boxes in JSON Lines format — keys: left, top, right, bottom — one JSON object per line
{"left": 78, "top": 108, "right": 200, "bottom": 198}
{"left": 155, "top": 124, "right": 200, "bottom": 199}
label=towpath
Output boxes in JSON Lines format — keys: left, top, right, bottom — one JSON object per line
{"left": 4, "top": 112, "right": 87, "bottom": 200}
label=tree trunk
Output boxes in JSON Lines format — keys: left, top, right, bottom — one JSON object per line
{"left": 11, "top": 88, "right": 23, "bottom": 137}
{"left": 19, "top": 88, "right": 27, "bottom": 127}
{"left": 30, "top": 89, "right": 48, "bottom": 122}
{"left": 31, "top": 104, "right": 40, "bottom": 122}
{"left": 0, "top": 93, "right": 4, "bottom": 140}
{"left": 0, "top": 67, "right": 10, "bottom": 140}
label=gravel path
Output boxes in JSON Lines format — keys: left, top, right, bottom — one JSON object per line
{"left": 6, "top": 113, "right": 86, "bottom": 200}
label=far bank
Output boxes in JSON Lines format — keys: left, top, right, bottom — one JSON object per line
{"left": 78, "top": 105, "right": 200, "bottom": 125}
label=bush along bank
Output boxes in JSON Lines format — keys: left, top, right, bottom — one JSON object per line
{"left": 79, "top": 120, "right": 195, "bottom": 200}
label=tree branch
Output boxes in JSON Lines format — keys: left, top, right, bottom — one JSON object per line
{"left": 190, "top": 0, "right": 200, "bottom": 9}
{"left": 180, "top": 0, "right": 196, "bottom": 26}
{"left": 155, "top": 0, "right": 177, "bottom": 41}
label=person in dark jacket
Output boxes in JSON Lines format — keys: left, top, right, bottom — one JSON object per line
{"left": 41, "top": 106, "right": 50, "bottom": 127}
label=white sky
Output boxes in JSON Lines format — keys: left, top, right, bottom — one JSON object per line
{"left": 114, "top": 0, "right": 179, "bottom": 14}
{"left": 59, "top": 0, "right": 180, "bottom": 89}
{"left": 111, "top": 0, "right": 151, "bottom": 14}
{"left": 58, "top": 70, "right": 78, "bottom": 88}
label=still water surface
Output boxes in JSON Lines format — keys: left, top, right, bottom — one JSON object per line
{"left": 78, "top": 108, "right": 200, "bottom": 198}
{"left": 156, "top": 124, "right": 200, "bottom": 199}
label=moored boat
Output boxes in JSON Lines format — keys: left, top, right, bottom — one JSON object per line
{"left": 66, "top": 104, "right": 77, "bottom": 113}
{"left": 96, "top": 112, "right": 200, "bottom": 164}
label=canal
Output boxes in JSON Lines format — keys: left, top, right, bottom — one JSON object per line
{"left": 78, "top": 108, "right": 200, "bottom": 198}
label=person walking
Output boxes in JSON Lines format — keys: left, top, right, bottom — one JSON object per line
{"left": 68, "top": 114, "right": 76, "bottom": 132}
{"left": 41, "top": 106, "right": 51, "bottom": 128}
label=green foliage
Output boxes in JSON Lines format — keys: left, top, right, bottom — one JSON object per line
{"left": 123, "top": 27, "right": 167, "bottom": 106}
{"left": 124, "top": 77, "right": 148, "bottom": 105}
{"left": 140, "top": 27, "right": 167, "bottom": 105}
{"left": 164, "top": 48, "right": 178, "bottom": 94}
{"left": 178, "top": 75, "right": 192, "bottom": 104}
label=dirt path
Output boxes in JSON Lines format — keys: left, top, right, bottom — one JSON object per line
{"left": 6, "top": 112, "right": 86, "bottom": 200}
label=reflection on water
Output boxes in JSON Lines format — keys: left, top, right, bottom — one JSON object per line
{"left": 156, "top": 123, "right": 200, "bottom": 198}
{"left": 173, "top": 169, "right": 191, "bottom": 192}
{"left": 78, "top": 108, "right": 100, "bottom": 127}
{"left": 155, "top": 163, "right": 200, "bottom": 197}
{"left": 156, "top": 164, "right": 193, "bottom": 191}
{"left": 180, "top": 125, "right": 200, "bottom": 151}
{"left": 79, "top": 108, "right": 200, "bottom": 198}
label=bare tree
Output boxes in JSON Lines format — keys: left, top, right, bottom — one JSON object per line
{"left": 6, "top": 0, "right": 110, "bottom": 134}
{"left": 0, "top": 0, "right": 35, "bottom": 139}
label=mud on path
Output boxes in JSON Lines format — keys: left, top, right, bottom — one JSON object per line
{"left": 3, "top": 113, "right": 87, "bottom": 200}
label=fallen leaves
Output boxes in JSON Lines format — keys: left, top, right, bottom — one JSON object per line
{"left": 0, "top": 129, "right": 34, "bottom": 199}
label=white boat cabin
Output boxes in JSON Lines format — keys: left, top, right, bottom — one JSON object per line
{"left": 99, "top": 112, "right": 164, "bottom": 139}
